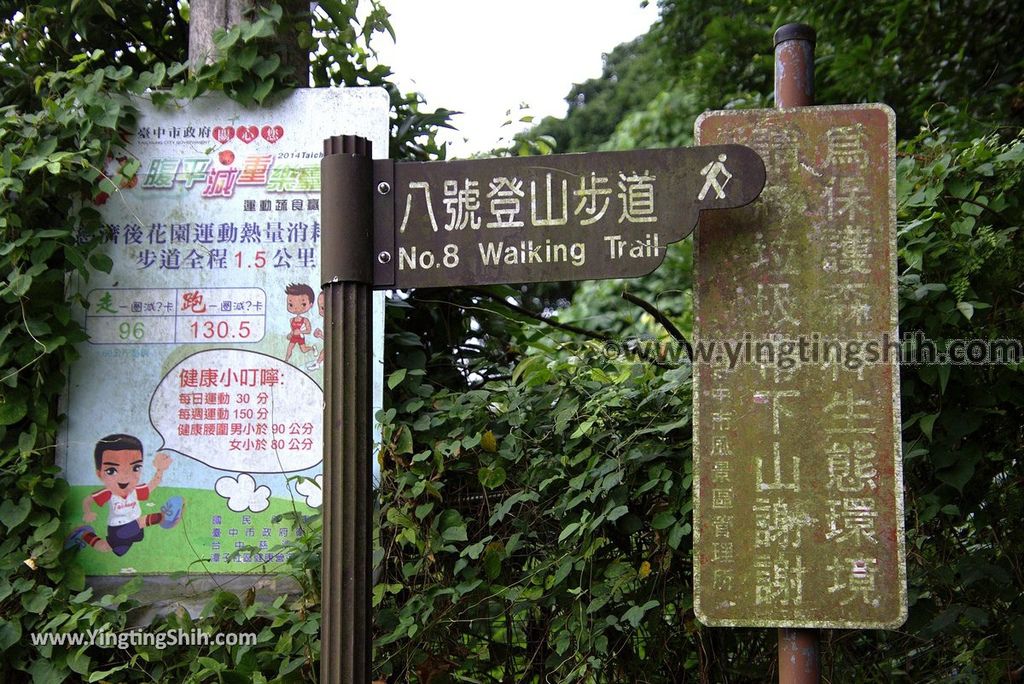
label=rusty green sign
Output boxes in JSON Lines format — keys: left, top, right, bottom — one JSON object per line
{"left": 692, "top": 105, "right": 905, "bottom": 629}
{"left": 371, "top": 146, "right": 765, "bottom": 288}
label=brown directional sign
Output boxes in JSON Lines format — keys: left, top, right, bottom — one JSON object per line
{"left": 692, "top": 105, "right": 905, "bottom": 629}
{"left": 371, "top": 146, "right": 765, "bottom": 288}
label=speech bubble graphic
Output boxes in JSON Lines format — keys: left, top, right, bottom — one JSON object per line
{"left": 150, "top": 349, "right": 322, "bottom": 473}
{"left": 215, "top": 473, "right": 271, "bottom": 513}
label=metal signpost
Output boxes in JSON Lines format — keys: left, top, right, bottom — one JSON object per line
{"left": 320, "top": 142, "right": 764, "bottom": 681}
{"left": 693, "top": 25, "right": 905, "bottom": 682}
{"left": 320, "top": 23, "right": 905, "bottom": 684}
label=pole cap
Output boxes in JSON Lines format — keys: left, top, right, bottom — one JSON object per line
{"left": 774, "top": 23, "right": 816, "bottom": 47}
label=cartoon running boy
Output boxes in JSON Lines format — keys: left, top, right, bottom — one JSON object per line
{"left": 306, "top": 290, "right": 325, "bottom": 372}
{"left": 66, "top": 434, "right": 184, "bottom": 556}
{"left": 285, "top": 282, "right": 317, "bottom": 363}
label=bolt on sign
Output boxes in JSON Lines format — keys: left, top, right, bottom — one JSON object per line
{"left": 692, "top": 105, "right": 906, "bottom": 628}
{"left": 372, "top": 146, "right": 765, "bottom": 288}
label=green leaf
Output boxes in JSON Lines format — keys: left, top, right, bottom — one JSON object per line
{"left": 956, "top": 301, "right": 974, "bottom": 320}
{"left": 0, "top": 394, "right": 28, "bottom": 426}
{"left": 441, "top": 524, "right": 467, "bottom": 542}
{"left": 937, "top": 364, "right": 950, "bottom": 394}
{"left": 237, "top": 46, "right": 259, "bottom": 70}
{"left": 1011, "top": 616, "right": 1024, "bottom": 652}
{"left": 512, "top": 355, "right": 547, "bottom": 384}
{"left": 937, "top": 458, "right": 975, "bottom": 493}
{"left": 253, "top": 79, "right": 274, "bottom": 104}
{"left": 622, "top": 599, "right": 659, "bottom": 628}
{"left": 65, "top": 562, "right": 86, "bottom": 592}
{"left": 668, "top": 523, "right": 690, "bottom": 549}
{"left": 558, "top": 522, "right": 580, "bottom": 542}
{"left": 254, "top": 55, "right": 281, "bottom": 79}
{"left": 387, "top": 368, "right": 407, "bottom": 389}
{"left": 385, "top": 507, "right": 416, "bottom": 530}
{"left": 64, "top": 245, "right": 87, "bottom": 274}
{"left": 0, "top": 620, "right": 20, "bottom": 650}
{"left": 6, "top": 272, "right": 31, "bottom": 298}
{"left": 0, "top": 497, "right": 30, "bottom": 529}
{"left": 929, "top": 605, "right": 963, "bottom": 633}
{"left": 198, "top": 656, "right": 225, "bottom": 673}
{"left": 920, "top": 413, "right": 938, "bottom": 440}
{"left": 42, "top": 335, "right": 67, "bottom": 354}
{"left": 88, "top": 252, "right": 113, "bottom": 274}
{"left": 463, "top": 540, "right": 485, "bottom": 559}
{"left": 215, "top": 26, "right": 241, "bottom": 51}
{"left": 33, "top": 228, "right": 71, "bottom": 239}
{"left": 478, "top": 464, "right": 506, "bottom": 489}
{"left": 607, "top": 505, "right": 628, "bottom": 522}
{"left": 394, "top": 425, "right": 413, "bottom": 454}
{"left": 439, "top": 509, "right": 467, "bottom": 542}
{"left": 548, "top": 558, "right": 573, "bottom": 588}
{"left": 22, "top": 589, "right": 50, "bottom": 613}
{"left": 651, "top": 511, "right": 676, "bottom": 530}
{"left": 96, "top": 0, "right": 116, "bottom": 19}
{"left": 483, "top": 543, "right": 503, "bottom": 579}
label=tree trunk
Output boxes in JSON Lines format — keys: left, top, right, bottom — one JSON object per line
{"left": 188, "top": 0, "right": 245, "bottom": 71}
{"left": 188, "top": 0, "right": 308, "bottom": 85}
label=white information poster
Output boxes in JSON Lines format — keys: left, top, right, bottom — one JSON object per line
{"left": 58, "top": 88, "right": 388, "bottom": 575}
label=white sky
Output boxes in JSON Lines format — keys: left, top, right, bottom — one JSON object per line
{"left": 372, "top": 0, "right": 660, "bottom": 158}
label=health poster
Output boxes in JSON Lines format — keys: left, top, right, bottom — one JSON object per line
{"left": 58, "top": 88, "right": 388, "bottom": 575}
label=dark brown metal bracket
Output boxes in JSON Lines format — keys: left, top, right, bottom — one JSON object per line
{"left": 320, "top": 136, "right": 374, "bottom": 286}
{"left": 320, "top": 154, "right": 400, "bottom": 287}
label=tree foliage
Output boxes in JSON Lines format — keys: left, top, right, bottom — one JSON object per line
{"left": 531, "top": 35, "right": 665, "bottom": 153}
{"left": 372, "top": 1, "right": 1024, "bottom": 682}
{"left": 564, "top": 0, "right": 1024, "bottom": 152}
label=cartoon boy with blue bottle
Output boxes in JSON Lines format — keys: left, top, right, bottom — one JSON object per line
{"left": 66, "top": 433, "right": 184, "bottom": 556}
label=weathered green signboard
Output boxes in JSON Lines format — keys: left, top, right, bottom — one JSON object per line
{"left": 692, "top": 105, "right": 905, "bottom": 629}
{"left": 371, "top": 146, "right": 765, "bottom": 288}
